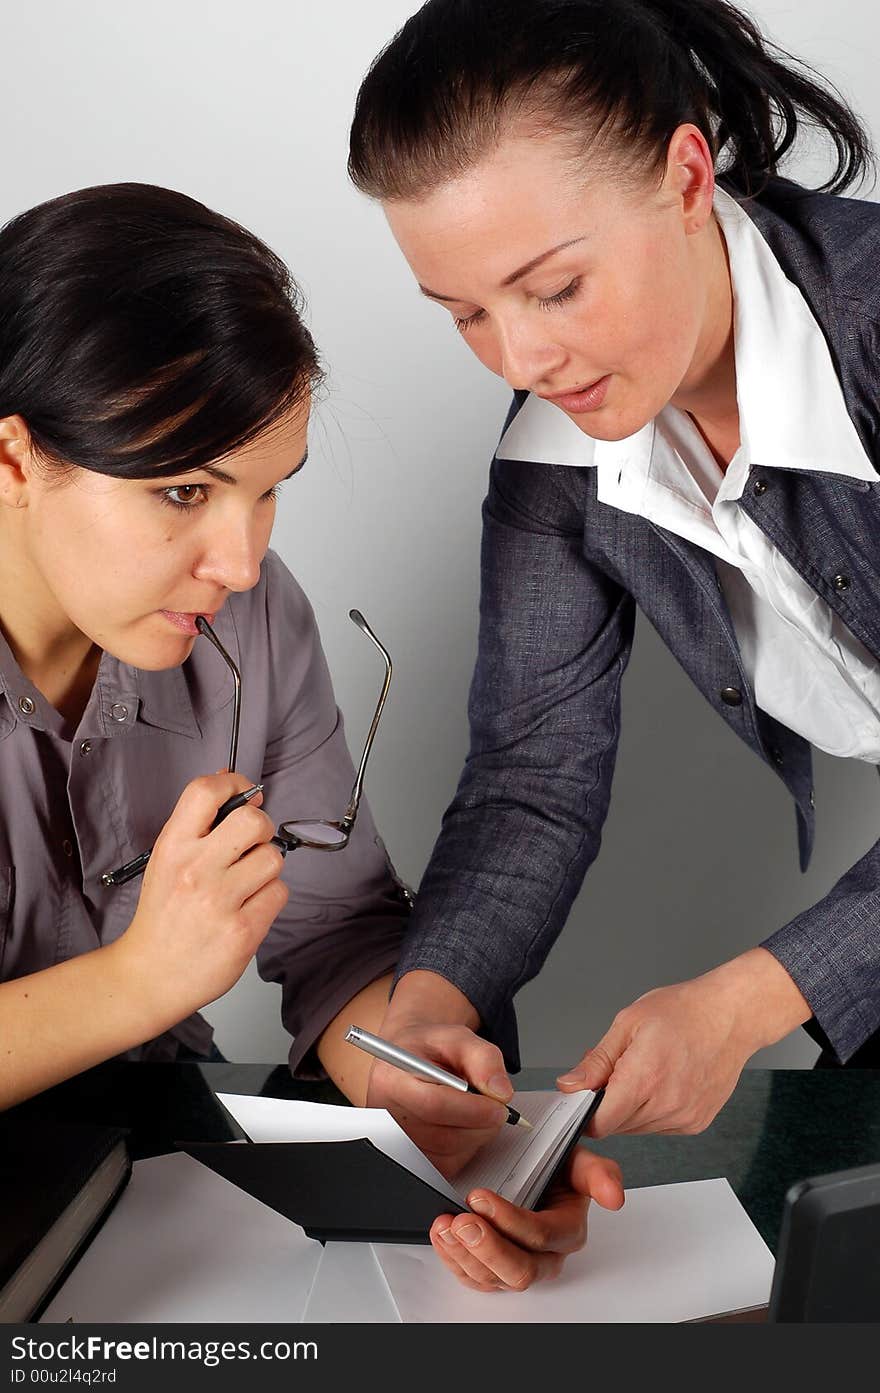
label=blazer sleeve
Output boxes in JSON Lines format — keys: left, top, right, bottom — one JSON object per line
{"left": 760, "top": 308, "right": 880, "bottom": 1064}
{"left": 253, "top": 554, "right": 410, "bottom": 1078}
{"left": 394, "top": 455, "right": 636, "bottom": 1071}
{"left": 762, "top": 843, "right": 880, "bottom": 1062}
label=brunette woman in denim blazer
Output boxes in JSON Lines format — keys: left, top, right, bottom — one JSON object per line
{"left": 347, "top": 0, "right": 880, "bottom": 1290}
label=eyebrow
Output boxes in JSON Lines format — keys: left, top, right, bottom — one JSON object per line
{"left": 199, "top": 448, "right": 309, "bottom": 486}
{"left": 419, "top": 238, "right": 588, "bottom": 303}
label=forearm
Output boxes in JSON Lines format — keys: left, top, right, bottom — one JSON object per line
{"left": 316, "top": 971, "right": 395, "bottom": 1105}
{"left": 0, "top": 941, "right": 169, "bottom": 1111}
{"left": 386, "top": 970, "right": 480, "bottom": 1031}
{"left": 395, "top": 463, "right": 633, "bottom": 1035}
{"left": 705, "top": 946, "right": 813, "bottom": 1055}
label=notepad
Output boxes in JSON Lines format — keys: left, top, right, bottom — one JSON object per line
{"left": 454, "top": 1088, "right": 600, "bottom": 1207}
{"left": 216, "top": 1086, "right": 599, "bottom": 1217}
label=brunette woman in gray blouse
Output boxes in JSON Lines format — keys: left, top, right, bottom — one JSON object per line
{"left": 0, "top": 183, "right": 625, "bottom": 1294}
{"left": 0, "top": 184, "right": 416, "bottom": 1111}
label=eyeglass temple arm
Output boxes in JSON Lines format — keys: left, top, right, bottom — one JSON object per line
{"left": 342, "top": 609, "right": 392, "bottom": 830}
{"left": 195, "top": 615, "right": 241, "bottom": 773}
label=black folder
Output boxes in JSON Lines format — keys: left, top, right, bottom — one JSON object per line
{"left": 0, "top": 1118, "right": 132, "bottom": 1321}
{"left": 181, "top": 1138, "right": 468, "bottom": 1244}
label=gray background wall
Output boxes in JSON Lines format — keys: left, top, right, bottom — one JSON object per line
{"left": 4, "top": 2, "right": 879, "bottom": 1069}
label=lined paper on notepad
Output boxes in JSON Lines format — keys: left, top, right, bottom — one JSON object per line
{"left": 456, "top": 1090, "right": 597, "bottom": 1206}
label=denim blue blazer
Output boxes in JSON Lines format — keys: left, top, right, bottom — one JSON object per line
{"left": 396, "top": 177, "right": 880, "bottom": 1068}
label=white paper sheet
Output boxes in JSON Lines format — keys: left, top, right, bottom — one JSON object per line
{"left": 303, "top": 1244, "right": 401, "bottom": 1323}
{"left": 370, "top": 1178, "right": 774, "bottom": 1323}
{"left": 216, "top": 1092, "right": 462, "bottom": 1206}
{"left": 41, "top": 1153, "right": 323, "bottom": 1324}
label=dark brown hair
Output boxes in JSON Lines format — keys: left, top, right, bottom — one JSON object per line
{"left": 0, "top": 183, "right": 322, "bottom": 479}
{"left": 349, "top": 0, "right": 874, "bottom": 201}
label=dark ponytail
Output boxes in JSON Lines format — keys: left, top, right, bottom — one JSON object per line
{"left": 349, "top": 0, "right": 874, "bottom": 200}
{"left": 0, "top": 183, "right": 322, "bottom": 480}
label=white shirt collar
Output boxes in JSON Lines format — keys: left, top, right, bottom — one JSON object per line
{"left": 496, "top": 187, "right": 877, "bottom": 491}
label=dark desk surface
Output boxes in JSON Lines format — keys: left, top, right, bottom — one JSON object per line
{"left": 13, "top": 1062, "right": 880, "bottom": 1255}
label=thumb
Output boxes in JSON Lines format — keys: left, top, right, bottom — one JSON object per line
{"left": 568, "top": 1148, "right": 625, "bottom": 1211}
{"left": 455, "top": 1035, "right": 513, "bottom": 1104}
{"left": 557, "top": 1019, "right": 629, "bottom": 1092}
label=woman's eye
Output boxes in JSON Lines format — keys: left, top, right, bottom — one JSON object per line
{"left": 538, "top": 278, "right": 581, "bottom": 311}
{"left": 160, "top": 483, "right": 209, "bottom": 510}
{"left": 454, "top": 307, "right": 487, "bottom": 333}
{"left": 453, "top": 278, "right": 581, "bottom": 333}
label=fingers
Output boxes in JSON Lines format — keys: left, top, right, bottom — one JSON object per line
{"left": 371, "top": 1060, "right": 505, "bottom": 1177}
{"left": 557, "top": 1018, "right": 630, "bottom": 1093}
{"left": 585, "top": 1067, "right": 650, "bottom": 1138}
{"left": 237, "top": 875, "right": 290, "bottom": 938}
{"left": 393, "top": 1025, "right": 512, "bottom": 1107}
{"left": 366, "top": 1026, "right": 511, "bottom": 1178}
{"left": 465, "top": 1187, "right": 588, "bottom": 1257}
{"left": 373, "top": 1062, "right": 508, "bottom": 1131}
{"left": 429, "top": 1216, "right": 505, "bottom": 1292}
{"left": 165, "top": 772, "right": 259, "bottom": 838}
{"left": 210, "top": 804, "right": 278, "bottom": 869}
{"left": 160, "top": 773, "right": 280, "bottom": 873}
{"left": 431, "top": 1207, "right": 566, "bottom": 1292}
{"left": 429, "top": 1150, "right": 627, "bottom": 1292}
{"left": 448, "top": 1033, "right": 513, "bottom": 1106}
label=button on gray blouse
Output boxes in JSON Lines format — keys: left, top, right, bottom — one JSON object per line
{"left": 0, "top": 549, "right": 408, "bottom": 1074}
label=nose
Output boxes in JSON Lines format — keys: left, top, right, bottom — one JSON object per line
{"left": 495, "top": 316, "right": 567, "bottom": 393}
{"left": 192, "top": 512, "right": 264, "bottom": 594}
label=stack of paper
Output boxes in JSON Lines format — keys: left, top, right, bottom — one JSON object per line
{"left": 41, "top": 1153, "right": 323, "bottom": 1323}
{"left": 42, "top": 1093, "right": 776, "bottom": 1323}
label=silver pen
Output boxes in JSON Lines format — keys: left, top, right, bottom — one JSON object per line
{"left": 345, "top": 1024, "right": 532, "bottom": 1130}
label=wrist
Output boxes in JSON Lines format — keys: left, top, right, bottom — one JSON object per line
{"left": 102, "top": 934, "right": 182, "bottom": 1041}
{"left": 704, "top": 947, "right": 812, "bottom": 1056}
{"left": 385, "top": 970, "right": 480, "bottom": 1032}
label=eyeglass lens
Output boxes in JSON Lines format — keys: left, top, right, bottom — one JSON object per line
{"left": 281, "top": 821, "right": 349, "bottom": 848}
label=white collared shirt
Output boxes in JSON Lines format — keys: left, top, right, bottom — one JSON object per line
{"left": 497, "top": 187, "right": 880, "bottom": 762}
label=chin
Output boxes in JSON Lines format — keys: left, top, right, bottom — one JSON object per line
{"left": 566, "top": 405, "right": 652, "bottom": 443}
{"left": 103, "top": 633, "right": 196, "bottom": 672}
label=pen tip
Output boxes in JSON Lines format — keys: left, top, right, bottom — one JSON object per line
{"left": 517, "top": 1115, "right": 533, "bottom": 1130}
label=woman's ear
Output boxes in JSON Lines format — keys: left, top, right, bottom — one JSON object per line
{"left": 0, "top": 415, "right": 33, "bottom": 510}
{"left": 664, "top": 123, "right": 716, "bottom": 236}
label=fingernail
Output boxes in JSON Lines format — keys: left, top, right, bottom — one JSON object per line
{"left": 468, "top": 1194, "right": 494, "bottom": 1218}
{"left": 487, "top": 1072, "right": 513, "bottom": 1101}
{"left": 557, "top": 1070, "right": 586, "bottom": 1086}
{"left": 437, "top": 1227, "right": 456, "bottom": 1245}
{"left": 456, "top": 1223, "right": 481, "bottom": 1246}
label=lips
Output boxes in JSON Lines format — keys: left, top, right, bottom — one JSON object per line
{"left": 160, "top": 610, "right": 216, "bottom": 635}
{"left": 540, "top": 374, "right": 611, "bottom": 414}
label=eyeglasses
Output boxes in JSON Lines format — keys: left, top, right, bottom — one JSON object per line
{"left": 102, "top": 608, "right": 394, "bottom": 886}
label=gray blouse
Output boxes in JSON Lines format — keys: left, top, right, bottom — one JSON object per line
{"left": 0, "top": 548, "right": 408, "bottom": 1074}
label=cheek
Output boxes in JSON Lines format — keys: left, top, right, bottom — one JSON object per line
{"left": 615, "top": 253, "right": 698, "bottom": 374}
{"left": 460, "top": 328, "right": 505, "bottom": 378}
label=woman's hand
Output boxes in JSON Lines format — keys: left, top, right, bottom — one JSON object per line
{"left": 365, "top": 1020, "right": 513, "bottom": 1177}
{"left": 118, "top": 771, "right": 289, "bottom": 1028}
{"left": 363, "top": 971, "right": 513, "bottom": 1176}
{"left": 429, "top": 1146, "right": 624, "bottom": 1292}
{"left": 557, "top": 949, "right": 812, "bottom": 1136}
